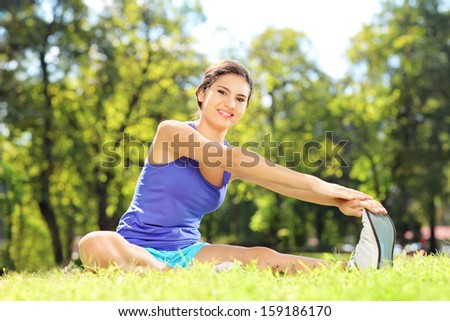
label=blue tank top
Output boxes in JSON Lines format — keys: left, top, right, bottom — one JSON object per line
{"left": 116, "top": 122, "right": 231, "bottom": 250}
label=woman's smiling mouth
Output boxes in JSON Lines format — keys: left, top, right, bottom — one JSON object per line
{"left": 218, "top": 109, "right": 233, "bottom": 118}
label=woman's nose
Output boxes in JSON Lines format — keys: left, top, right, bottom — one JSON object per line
{"left": 225, "top": 97, "right": 236, "bottom": 108}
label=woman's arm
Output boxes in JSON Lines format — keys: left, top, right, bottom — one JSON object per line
{"left": 232, "top": 174, "right": 340, "bottom": 206}
{"left": 231, "top": 174, "right": 387, "bottom": 217}
{"left": 154, "top": 120, "right": 377, "bottom": 204}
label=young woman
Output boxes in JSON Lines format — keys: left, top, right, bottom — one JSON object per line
{"left": 78, "top": 60, "right": 389, "bottom": 274}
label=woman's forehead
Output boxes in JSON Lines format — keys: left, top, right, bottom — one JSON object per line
{"left": 212, "top": 74, "right": 251, "bottom": 96}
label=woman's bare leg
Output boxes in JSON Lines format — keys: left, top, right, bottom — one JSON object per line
{"left": 194, "top": 244, "right": 331, "bottom": 274}
{"left": 77, "top": 231, "right": 168, "bottom": 272}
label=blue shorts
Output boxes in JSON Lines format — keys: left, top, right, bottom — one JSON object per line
{"left": 144, "top": 242, "right": 208, "bottom": 268}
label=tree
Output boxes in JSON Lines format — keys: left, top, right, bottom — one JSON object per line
{"left": 243, "top": 28, "right": 348, "bottom": 251}
{"left": 347, "top": 0, "right": 450, "bottom": 251}
{"left": 0, "top": 0, "right": 206, "bottom": 269}
{"left": 71, "top": 0, "right": 206, "bottom": 233}
{"left": 0, "top": 0, "right": 91, "bottom": 266}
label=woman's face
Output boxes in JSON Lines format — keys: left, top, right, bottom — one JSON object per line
{"left": 197, "top": 73, "right": 251, "bottom": 130}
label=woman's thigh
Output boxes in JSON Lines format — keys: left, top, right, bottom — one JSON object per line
{"left": 78, "top": 231, "right": 167, "bottom": 271}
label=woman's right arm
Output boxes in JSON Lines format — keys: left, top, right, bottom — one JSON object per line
{"left": 147, "top": 120, "right": 218, "bottom": 164}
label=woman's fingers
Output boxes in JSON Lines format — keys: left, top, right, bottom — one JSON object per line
{"left": 338, "top": 202, "right": 363, "bottom": 217}
{"left": 348, "top": 207, "right": 364, "bottom": 217}
{"left": 322, "top": 183, "right": 388, "bottom": 215}
{"left": 361, "top": 200, "right": 387, "bottom": 214}
{"left": 332, "top": 185, "right": 373, "bottom": 201}
{"left": 339, "top": 199, "right": 388, "bottom": 216}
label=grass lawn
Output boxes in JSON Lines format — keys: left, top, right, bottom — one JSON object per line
{"left": 1, "top": 253, "right": 449, "bottom": 301}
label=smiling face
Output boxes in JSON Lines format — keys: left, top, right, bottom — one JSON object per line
{"left": 196, "top": 73, "right": 251, "bottom": 132}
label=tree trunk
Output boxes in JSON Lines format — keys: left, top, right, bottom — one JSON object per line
{"left": 38, "top": 199, "right": 63, "bottom": 264}
{"left": 36, "top": 48, "right": 63, "bottom": 265}
{"left": 96, "top": 170, "right": 116, "bottom": 230}
{"left": 2, "top": 199, "right": 15, "bottom": 271}
{"left": 428, "top": 196, "right": 437, "bottom": 253}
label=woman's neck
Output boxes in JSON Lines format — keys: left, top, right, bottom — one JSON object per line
{"left": 193, "top": 119, "right": 227, "bottom": 142}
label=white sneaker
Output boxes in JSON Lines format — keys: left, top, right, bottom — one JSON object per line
{"left": 213, "top": 262, "right": 238, "bottom": 273}
{"left": 349, "top": 210, "right": 396, "bottom": 270}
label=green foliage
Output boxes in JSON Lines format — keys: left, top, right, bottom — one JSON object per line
{"left": 243, "top": 27, "right": 345, "bottom": 250}
{"left": 346, "top": 0, "right": 450, "bottom": 248}
{"left": 0, "top": 0, "right": 206, "bottom": 268}
{"left": 1, "top": 0, "right": 449, "bottom": 270}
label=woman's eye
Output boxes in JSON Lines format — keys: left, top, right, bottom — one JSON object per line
{"left": 237, "top": 97, "right": 245, "bottom": 103}
{"left": 218, "top": 89, "right": 226, "bottom": 95}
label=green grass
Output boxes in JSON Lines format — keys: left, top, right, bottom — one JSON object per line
{"left": 1, "top": 253, "right": 449, "bottom": 301}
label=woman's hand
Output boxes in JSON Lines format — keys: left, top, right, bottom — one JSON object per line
{"left": 337, "top": 198, "right": 388, "bottom": 217}
{"left": 311, "top": 180, "right": 387, "bottom": 217}
{"left": 313, "top": 180, "right": 373, "bottom": 202}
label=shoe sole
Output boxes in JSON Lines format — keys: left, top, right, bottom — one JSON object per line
{"left": 366, "top": 210, "right": 396, "bottom": 268}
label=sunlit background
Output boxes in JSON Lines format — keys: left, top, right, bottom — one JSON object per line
{"left": 1, "top": 0, "right": 449, "bottom": 271}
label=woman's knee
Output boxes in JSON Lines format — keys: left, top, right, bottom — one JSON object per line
{"left": 78, "top": 231, "right": 167, "bottom": 271}
{"left": 247, "top": 247, "right": 288, "bottom": 272}
{"left": 247, "top": 246, "right": 279, "bottom": 261}
{"left": 78, "top": 231, "right": 112, "bottom": 252}
{"left": 77, "top": 231, "right": 121, "bottom": 266}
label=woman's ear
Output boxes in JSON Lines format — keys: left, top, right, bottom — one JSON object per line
{"left": 197, "top": 88, "right": 205, "bottom": 103}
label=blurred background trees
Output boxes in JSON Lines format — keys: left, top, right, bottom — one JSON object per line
{"left": 1, "top": 0, "right": 449, "bottom": 270}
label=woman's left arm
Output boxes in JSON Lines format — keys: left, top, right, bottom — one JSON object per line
{"left": 231, "top": 174, "right": 387, "bottom": 217}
